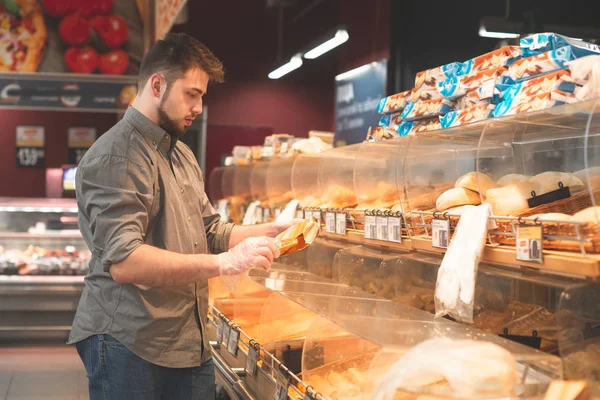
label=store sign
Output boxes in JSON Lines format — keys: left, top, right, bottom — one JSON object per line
{"left": 16, "top": 126, "right": 45, "bottom": 168}
{"left": 68, "top": 128, "right": 96, "bottom": 165}
{"left": 0, "top": 78, "right": 136, "bottom": 112}
{"left": 334, "top": 59, "right": 387, "bottom": 146}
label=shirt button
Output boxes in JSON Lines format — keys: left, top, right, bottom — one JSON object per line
{"left": 164, "top": 135, "right": 169, "bottom": 140}
{"left": 194, "top": 241, "right": 198, "bottom": 247}
{"left": 180, "top": 188, "right": 184, "bottom": 193}
{"left": 188, "top": 216, "right": 191, "bottom": 221}
{"left": 152, "top": 141, "right": 156, "bottom": 146}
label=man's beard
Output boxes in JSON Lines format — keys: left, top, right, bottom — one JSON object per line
{"left": 157, "top": 96, "right": 186, "bottom": 137}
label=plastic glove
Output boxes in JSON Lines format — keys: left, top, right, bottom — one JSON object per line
{"left": 217, "top": 236, "right": 280, "bottom": 276}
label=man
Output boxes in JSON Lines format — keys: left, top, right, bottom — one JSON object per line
{"left": 68, "top": 33, "right": 292, "bottom": 399}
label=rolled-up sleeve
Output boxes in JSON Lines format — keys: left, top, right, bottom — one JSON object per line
{"left": 201, "top": 192, "right": 233, "bottom": 254}
{"left": 77, "top": 154, "right": 153, "bottom": 272}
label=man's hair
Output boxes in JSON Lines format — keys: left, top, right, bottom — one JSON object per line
{"left": 138, "top": 32, "right": 224, "bottom": 92}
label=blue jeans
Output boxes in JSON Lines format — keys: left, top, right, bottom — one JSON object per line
{"left": 76, "top": 334, "right": 215, "bottom": 400}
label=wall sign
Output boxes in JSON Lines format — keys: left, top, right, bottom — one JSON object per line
{"left": 16, "top": 126, "right": 45, "bottom": 168}
{"left": 68, "top": 127, "right": 97, "bottom": 165}
{"left": 334, "top": 59, "right": 387, "bottom": 146}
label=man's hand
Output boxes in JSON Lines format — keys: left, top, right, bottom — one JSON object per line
{"left": 218, "top": 236, "right": 280, "bottom": 275}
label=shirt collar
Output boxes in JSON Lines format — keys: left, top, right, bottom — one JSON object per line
{"left": 124, "top": 106, "right": 177, "bottom": 156}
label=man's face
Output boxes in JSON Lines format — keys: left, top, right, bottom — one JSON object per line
{"left": 157, "top": 68, "right": 208, "bottom": 137}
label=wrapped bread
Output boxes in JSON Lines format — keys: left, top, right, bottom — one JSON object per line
{"left": 543, "top": 380, "right": 590, "bottom": 400}
{"left": 529, "top": 213, "right": 572, "bottom": 222}
{"left": 275, "top": 217, "right": 320, "bottom": 256}
{"left": 485, "top": 182, "right": 541, "bottom": 216}
{"left": 530, "top": 172, "right": 584, "bottom": 195}
{"left": 445, "top": 205, "right": 477, "bottom": 215}
{"left": 574, "top": 167, "right": 600, "bottom": 190}
{"left": 572, "top": 207, "right": 600, "bottom": 223}
{"left": 436, "top": 188, "right": 481, "bottom": 211}
{"left": 455, "top": 171, "right": 498, "bottom": 195}
{"left": 497, "top": 173, "right": 532, "bottom": 186}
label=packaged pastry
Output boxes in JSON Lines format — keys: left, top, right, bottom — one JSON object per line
{"left": 456, "top": 90, "right": 494, "bottom": 109}
{"left": 377, "top": 89, "right": 411, "bottom": 114}
{"left": 508, "top": 47, "right": 575, "bottom": 82}
{"left": 410, "top": 84, "right": 443, "bottom": 103}
{"left": 415, "top": 62, "right": 463, "bottom": 87}
{"left": 492, "top": 90, "right": 576, "bottom": 118}
{"left": 440, "top": 104, "right": 496, "bottom": 128}
{"left": 521, "top": 32, "right": 600, "bottom": 58}
{"left": 438, "top": 67, "right": 511, "bottom": 100}
{"left": 275, "top": 217, "right": 320, "bottom": 256}
{"left": 396, "top": 118, "right": 441, "bottom": 136}
{"left": 401, "top": 98, "right": 455, "bottom": 121}
{"left": 459, "top": 46, "right": 522, "bottom": 76}
{"left": 368, "top": 126, "right": 400, "bottom": 142}
{"left": 496, "top": 69, "right": 577, "bottom": 101}
{"left": 379, "top": 112, "right": 403, "bottom": 128}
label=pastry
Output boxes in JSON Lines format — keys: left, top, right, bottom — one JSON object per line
{"left": 572, "top": 207, "right": 600, "bottom": 223}
{"left": 574, "top": 167, "right": 600, "bottom": 190}
{"left": 529, "top": 213, "right": 572, "bottom": 222}
{"left": 497, "top": 174, "right": 532, "bottom": 186}
{"left": 485, "top": 182, "right": 541, "bottom": 216}
{"left": 530, "top": 172, "right": 584, "bottom": 195}
{"left": 455, "top": 171, "right": 498, "bottom": 195}
{"left": 436, "top": 188, "right": 481, "bottom": 211}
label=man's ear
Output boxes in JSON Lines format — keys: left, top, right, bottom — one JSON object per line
{"left": 149, "top": 74, "right": 164, "bottom": 98}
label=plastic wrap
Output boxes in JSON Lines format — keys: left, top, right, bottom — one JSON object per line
{"left": 459, "top": 45, "right": 522, "bottom": 76}
{"left": 377, "top": 90, "right": 412, "bottom": 114}
{"left": 440, "top": 104, "right": 495, "bottom": 128}
{"left": 568, "top": 55, "right": 600, "bottom": 101}
{"left": 492, "top": 90, "right": 576, "bottom": 118}
{"left": 496, "top": 69, "right": 577, "bottom": 101}
{"left": 438, "top": 67, "right": 511, "bottom": 100}
{"left": 396, "top": 118, "right": 441, "bottom": 136}
{"left": 401, "top": 98, "right": 454, "bottom": 121}
{"left": 415, "top": 62, "right": 463, "bottom": 87}
{"left": 508, "top": 47, "right": 575, "bottom": 82}
{"left": 521, "top": 32, "right": 600, "bottom": 58}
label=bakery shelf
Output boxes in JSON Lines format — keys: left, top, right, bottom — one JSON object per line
{"left": 0, "top": 197, "right": 78, "bottom": 213}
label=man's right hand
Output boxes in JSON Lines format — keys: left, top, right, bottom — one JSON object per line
{"left": 217, "top": 237, "right": 280, "bottom": 276}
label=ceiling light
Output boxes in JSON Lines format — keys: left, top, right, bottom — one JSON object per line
{"left": 268, "top": 54, "right": 303, "bottom": 79}
{"left": 335, "top": 61, "right": 378, "bottom": 81}
{"left": 478, "top": 17, "right": 522, "bottom": 39}
{"left": 304, "top": 29, "right": 349, "bottom": 59}
{"left": 478, "top": 26, "right": 520, "bottom": 39}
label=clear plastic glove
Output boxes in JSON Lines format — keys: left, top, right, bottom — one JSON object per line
{"left": 217, "top": 236, "right": 280, "bottom": 276}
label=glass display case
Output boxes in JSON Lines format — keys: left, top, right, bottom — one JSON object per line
{"left": 265, "top": 156, "right": 296, "bottom": 210}
{"left": 291, "top": 153, "right": 323, "bottom": 208}
{"left": 250, "top": 161, "right": 270, "bottom": 205}
{"left": 317, "top": 143, "right": 361, "bottom": 209}
{"left": 208, "top": 166, "right": 226, "bottom": 205}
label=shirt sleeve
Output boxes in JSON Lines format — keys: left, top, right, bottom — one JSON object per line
{"left": 77, "top": 154, "right": 153, "bottom": 272}
{"left": 198, "top": 176, "right": 233, "bottom": 254}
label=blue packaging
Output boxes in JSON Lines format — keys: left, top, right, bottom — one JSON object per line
{"left": 520, "top": 33, "right": 600, "bottom": 58}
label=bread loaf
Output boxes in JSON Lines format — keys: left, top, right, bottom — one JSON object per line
{"left": 574, "top": 166, "right": 600, "bottom": 190}
{"left": 530, "top": 172, "right": 584, "bottom": 195}
{"left": 485, "top": 182, "right": 541, "bottom": 216}
{"left": 529, "top": 213, "right": 572, "bottom": 222}
{"left": 455, "top": 171, "right": 499, "bottom": 195}
{"left": 436, "top": 188, "right": 481, "bottom": 211}
{"left": 572, "top": 207, "right": 600, "bottom": 223}
{"left": 497, "top": 173, "right": 531, "bottom": 186}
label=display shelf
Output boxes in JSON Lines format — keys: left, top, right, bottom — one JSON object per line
{"left": 0, "top": 197, "right": 78, "bottom": 213}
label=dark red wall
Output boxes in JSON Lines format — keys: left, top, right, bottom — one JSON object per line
{"left": 0, "top": 110, "right": 117, "bottom": 197}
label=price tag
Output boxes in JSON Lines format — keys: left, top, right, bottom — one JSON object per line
{"left": 432, "top": 219, "right": 450, "bottom": 249}
{"left": 326, "top": 212, "right": 336, "bottom": 233}
{"left": 16, "top": 147, "right": 46, "bottom": 168}
{"left": 364, "top": 215, "right": 376, "bottom": 239}
{"left": 336, "top": 213, "right": 347, "bottom": 235}
{"left": 216, "top": 317, "right": 224, "bottom": 343}
{"left": 16, "top": 126, "right": 45, "bottom": 168}
{"left": 227, "top": 327, "right": 240, "bottom": 356}
{"left": 263, "top": 207, "right": 271, "bottom": 222}
{"left": 274, "top": 368, "right": 291, "bottom": 400}
{"left": 222, "top": 322, "right": 231, "bottom": 346}
{"left": 304, "top": 393, "right": 315, "bottom": 400}
{"left": 516, "top": 225, "right": 543, "bottom": 263}
{"left": 255, "top": 207, "right": 263, "bottom": 224}
{"left": 313, "top": 210, "right": 321, "bottom": 224}
{"left": 246, "top": 344, "right": 258, "bottom": 377}
{"left": 376, "top": 216, "right": 388, "bottom": 241}
{"left": 387, "top": 217, "right": 402, "bottom": 243}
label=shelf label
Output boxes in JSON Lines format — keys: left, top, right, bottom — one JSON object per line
{"left": 222, "top": 321, "right": 231, "bottom": 347}
{"left": 376, "top": 216, "right": 388, "bottom": 241}
{"left": 274, "top": 368, "right": 291, "bottom": 400}
{"left": 336, "top": 213, "right": 347, "bottom": 235}
{"left": 326, "top": 212, "right": 336, "bottom": 233}
{"left": 387, "top": 217, "right": 402, "bottom": 243}
{"left": 313, "top": 210, "right": 321, "bottom": 223}
{"left": 246, "top": 344, "right": 258, "bottom": 377}
{"left": 364, "top": 215, "right": 376, "bottom": 239}
{"left": 16, "top": 126, "right": 45, "bottom": 168}
{"left": 227, "top": 327, "right": 240, "bottom": 356}
{"left": 432, "top": 219, "right": 450, "bottom": 249}
{"left": 263, "top": 207, "right": 271, "bottom": 222}
{"left": 216, "top": 317, "right": 225, "bottom": 343}
{"left": 516, "top": 225, "right": 543, "bottom": 263}
{"left": 255, "top": 207, "right": 263, "bottom": 224}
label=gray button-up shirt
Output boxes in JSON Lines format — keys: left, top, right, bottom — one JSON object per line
{"left": 68, "top": 106, "right": 233, "bottom": 368}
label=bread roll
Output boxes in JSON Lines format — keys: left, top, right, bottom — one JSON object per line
{"left": 530, "top": 172, "right": 584, "bottom": 195}
{"left": 497, "top": 173, "right": 531, "bottom": 186}
{"left": 455, "top": 171, "right": 499, "bottom": 195}
{"left": 573, "top": 207, "right": 600, "bottom": 223}
{"left": 529, "top": 213, "right": 572, "bottom": 222}
{"left": 574, "top": 166, "right": 600, "bottom": 190}
{"left": 436, "top": 188, "right": 481, "bottom": 211}
{"left": 485, "top": 182, "right": 541, "bottom": 216}
{"left": 445, "top": 205, "right": 477, "bottom": 215}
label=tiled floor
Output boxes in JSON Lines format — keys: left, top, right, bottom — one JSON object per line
{"left": 0, "top": 344, "right": 88, "bottom": 400}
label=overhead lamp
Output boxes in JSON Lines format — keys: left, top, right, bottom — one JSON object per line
{"left": 304, "top": 29, "right": 349, "bottom": 59}
{"left": 335, "top": 61, "right": 379, "bottom": 81}
{"left": 478, "top": 16, "right": 521, "bottom": 39}
{"left": 268, "top": 54, "right": 303, "bottom": 79}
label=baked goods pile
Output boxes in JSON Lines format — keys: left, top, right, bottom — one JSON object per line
{"left": 0, "top": 244, "right": 90, "bottom": 275}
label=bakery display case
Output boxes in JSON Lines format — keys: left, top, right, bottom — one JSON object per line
{"left": 208, "top": 166, "right": 226, "bottom": 205}
{"left": 317, "top": 143, "right": 361, "bottom": 209}
{"left": 291, "top": 153, "right": 323, "bottom": 208}
{"left": 0, "top": 197, "right": 87, "bottom": 340}
{"left": 266, "top": 156, "right": 296, "bottom": 212}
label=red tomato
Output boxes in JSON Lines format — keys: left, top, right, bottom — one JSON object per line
{"left": 90, "top": 14, "right": 128, "bottom": 48}
{"left": 41, "top": 0, "right": 75, "bottom": 17}
{"left": 99, "top": 50, "right": 129, "bottom": 75}
{"left": 75, "top": 0, "right": 112, "bottom": 17}
{"left": 58, "top": 13, "right": 90, "bottom": 45}
{"left": 64, "top": 46, "right": 99, "bottom": 73}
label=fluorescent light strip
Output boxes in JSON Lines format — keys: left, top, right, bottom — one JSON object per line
{"left": 478, "top": 26, "right": 519, "bottom": 39}
{"left": 335, "top": 61, "right": 378, "bottom": 81}
{"left": 304, "top": 29, "right": 349, "bottom": 59}
{"left": 268, "top": 54, "right": 303, "bottom": 79}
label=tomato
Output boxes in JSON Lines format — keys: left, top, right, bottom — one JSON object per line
{"left": 64, "top": 46, "right": 99, "bottom": 73}
{"left": 40, "top": 0, "right": 75, "bottom": 17}
{"left": 58, "top": 13, "right": 90, "bottom": 45}
{"left": 89, "top": 14, "right": 128, "bottom": 48}
{"left": 99, "top": 49, "right": 129, "bottom": 75}
{"left": 75, "top": 0, "right": 112, "bottom": 18}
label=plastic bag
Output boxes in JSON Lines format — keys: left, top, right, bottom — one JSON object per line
{"left": 435, "top": 204, "right": 492, "bottom": 323}
{"left": 567, "top": 55, "right": 600, "bottom": 101}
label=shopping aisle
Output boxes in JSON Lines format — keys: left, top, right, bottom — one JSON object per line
{"left": 0, "top": 344, "right": 88, "bottom": 400}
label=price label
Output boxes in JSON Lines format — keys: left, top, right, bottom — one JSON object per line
{"left": 16, "top": 147, "right": 45, "bottom": 168}
{"left": 388, "top": 217, "right": 402, "bottom": 243}
{"left": 304, "top": 393, "right": 315, "bottom": 400}
{"left": 313, "top": 210, "right": 321, "bottom": 224}
{"left": 364, "top": 215, "right": 376, "bottom": 239}
{"left": 263, "top": 208, "right": 271, "bottom": 222}
{"left": 246, "top": 344, "right": 258, "bottom": 377}
{"left": 255, "top": 207, "right": 263, "bottom": 224}
{"left": 336, "top": 213, "right": 347, "bottom": 235}
{"left": 222, "top": 322, "right": 231, "bottom": 346}
{"left": 376, "top": 216, "right": 388, "bottom": 241}
{"left": 326, "top": 212, "right": 336, "bottom": 233}
{"left": 432, "top": 219, "right": 450, "bottom": 249}
{"left": 274, "top": 368, "right": 291, "bottom": 400}
{"left": 227, "top": 327, "right": 240, "bottom": 356}
{"left": 516, "top": 225, "right": 543, "bottom": 263}
{"left": 216, "top": 317, "right": 224, "bottom": 343}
